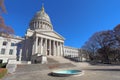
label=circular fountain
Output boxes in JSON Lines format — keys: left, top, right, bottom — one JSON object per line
{"left": 51, "top": 70, "right": 84, "bottom": 77}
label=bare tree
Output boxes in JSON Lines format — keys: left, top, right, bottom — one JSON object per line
{"left": 82, "top": 32, "right": 101, "bottom": 60}
{"left": 113, "top": 24, "right": 120, "bottom": 62}
{"left": 114, "top": 24, "right": 120, "bottom": 44}
{"left": 0, "top": 0, "right": 14, "bottom": 36}
{"left": 82, "top": 30, "right": 116, "bottom": 63}
{"left": 0, "top": 0, "right": 6, "bottom": 13}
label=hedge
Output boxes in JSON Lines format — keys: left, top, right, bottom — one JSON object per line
{"left": 0, "top": 63, "right": 8, "bottom": 68}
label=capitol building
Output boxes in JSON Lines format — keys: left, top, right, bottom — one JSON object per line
{"left": 0, "top": 6, "right": 86, "bottom": 64}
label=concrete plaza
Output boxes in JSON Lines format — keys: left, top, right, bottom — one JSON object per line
{"left": 2, "top": 62, "right": 120, "bottom": 80}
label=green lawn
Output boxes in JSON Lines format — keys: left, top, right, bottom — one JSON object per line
{"left": 0, "top": 68, "right": 7, "bottom": 79}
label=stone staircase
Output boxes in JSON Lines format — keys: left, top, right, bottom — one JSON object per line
{"left": 15, "top": 56, "right": 90, "bottom": 73}
{"left": 47, "top": 56, "right": 74, "bottom": 63}
{"left": 47, "top": 56, "right": 90, "bottom": 67}
{"left": 16, "top": 63, "right": 76, "bottom": 73}
{"left": 47, "top": 57, "right": 59, "bottom": 63}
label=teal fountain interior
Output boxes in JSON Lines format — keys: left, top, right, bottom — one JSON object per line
{"left": 51, "top": 70, "right": 84, "bottom": 77}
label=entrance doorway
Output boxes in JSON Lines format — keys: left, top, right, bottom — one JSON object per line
{"left": 47, "top": 49, "right": 49, "bottom": 55}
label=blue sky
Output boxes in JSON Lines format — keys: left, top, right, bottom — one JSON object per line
{"left": 2, "top": 0, "right": 120, "bottom": 48}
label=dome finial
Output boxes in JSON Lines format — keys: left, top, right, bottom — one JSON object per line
{"left": 41, "top": 2, "right": 45, "bottom": 12}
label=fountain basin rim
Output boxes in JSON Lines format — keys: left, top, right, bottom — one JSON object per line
{"left": 51, "top": 70, "right": 83, "bottom": 75}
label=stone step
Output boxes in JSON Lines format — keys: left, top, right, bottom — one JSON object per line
{"left": 15, "top": 63, "right": 76, "bottom": 73}
{"left": 47, "top": 57, "right": 59, "bottom": 63}
{"left": 6, "top": 64, "right": 17, "bottom": 74}
{"left": 47, "top": 56, "right": 74, "bottom": 63}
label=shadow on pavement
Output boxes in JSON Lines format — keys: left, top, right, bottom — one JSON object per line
{"left": 84, "top": 69, "right": 120, "bottom": 71}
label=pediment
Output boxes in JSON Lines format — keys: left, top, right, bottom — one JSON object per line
{"left": 36, "top": 31, "right": 65, "bottom": 40}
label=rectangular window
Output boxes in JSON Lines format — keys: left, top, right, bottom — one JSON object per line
{"left": 0, "top": 59, "right": 2, "bottom": 63}
{"left": 3, "top": 41, "right": 7, "bottom": 46}
{"left": 9, "top": 49, "right": 13, "bottom": 55}
{"left": 11, "top": 43, "right": 15, "bottom": 46}
{"left": 1, "top": 49, "right": 5, "bottom": 54}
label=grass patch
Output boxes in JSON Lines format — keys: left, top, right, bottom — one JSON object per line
{"left": 0, "top": 68, "right": 7, "bottom": 79}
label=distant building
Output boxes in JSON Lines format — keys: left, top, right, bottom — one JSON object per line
{"left": 0, "top": 34, "right": 23, "bottom": 63}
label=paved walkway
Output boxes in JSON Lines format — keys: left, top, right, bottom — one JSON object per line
{"left": 2, "top": 63, "right": 120, "bottom": 80}
{"left": 6, "top": 64, "right": 17, "bottom": 74}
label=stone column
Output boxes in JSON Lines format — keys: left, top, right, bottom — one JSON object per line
{"left": 37, "top": 21, "right": 39, "bottom": 28}
{"left": 33, "top": 22, "right": 35, "bottom": 29}
{"left": 45, "top": 38, "right": 47, "bottom": 56}
{"left": 32, "top": 41, "right": 35, "bottom": 55}
{"left": 61, "top": 43, "right": 64, "bottom": 56}
{"left": 36, "top": 22, "right": 37, "bottom": 28}
{"left": 35, "top": 22, "right": 37, "bottom": 29}
{"left": 59, "top": 42, "right": 62, "bottom": 56}
{"left": 34, "top": 22, "right": 36, "bottom": 29}
{"left": 39, "top": 21, "right": 41, "bottom": 28}
{"left": 19, "top": 49, "right": 22, "bottom": 61}
{"left": 58, "top": 42, "right": 60, "bottom": 56}
{"left": 55, "top": 41, "right": 57, "bottom": 56}
{"left": 35, "top": 37, "right": 38, "bottom": 54}
{"left": 38, "top": 37, "right": 40, "bottom": 53}
{"left": 40, "top": 38, "right": 43, "bottom": 55}
{"left": 53, "top": 41, "right": 55, "bottom": 56}
{"left": 49, "top": 39, "right": 51, "bottom": 56}
{"left": 5, "top": 42, "right": 10, "bottom": 55}
{"left": 60, "top": 43, "right": 63, "bottom": 56}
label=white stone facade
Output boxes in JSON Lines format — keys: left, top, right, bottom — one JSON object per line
{"left": 21, "top": 6, "right": 65, "bottom": 62}
{"left": 21, "top": 6, "right": 86, "bottom": 63}
{"left": 63, "top": 46, "right": 80, "bottom": 57}
{"left": 0, "top": 35, "right": 23, "bottom": 63}
{"left": 63, "top": 46, "right": 87, "bottom": 61}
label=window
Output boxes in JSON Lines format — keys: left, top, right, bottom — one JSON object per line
{"left": 0, "top": 59, "right": 2, "bottom": 63}
{"left": 1, "top": 49, "right": 5, "bottom": 54}
{"left": 9, "top": 49, "right": 13, "bottom": 55}
{"left": 11, "top": 43, "right": 15, "bottom": 46}
{"left": 3, "top": 41, "right": 7, "bottom": 46}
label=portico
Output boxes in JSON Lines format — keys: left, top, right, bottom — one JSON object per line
{"left": 32, "top": 36, "right": 64, "bottom": 56}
